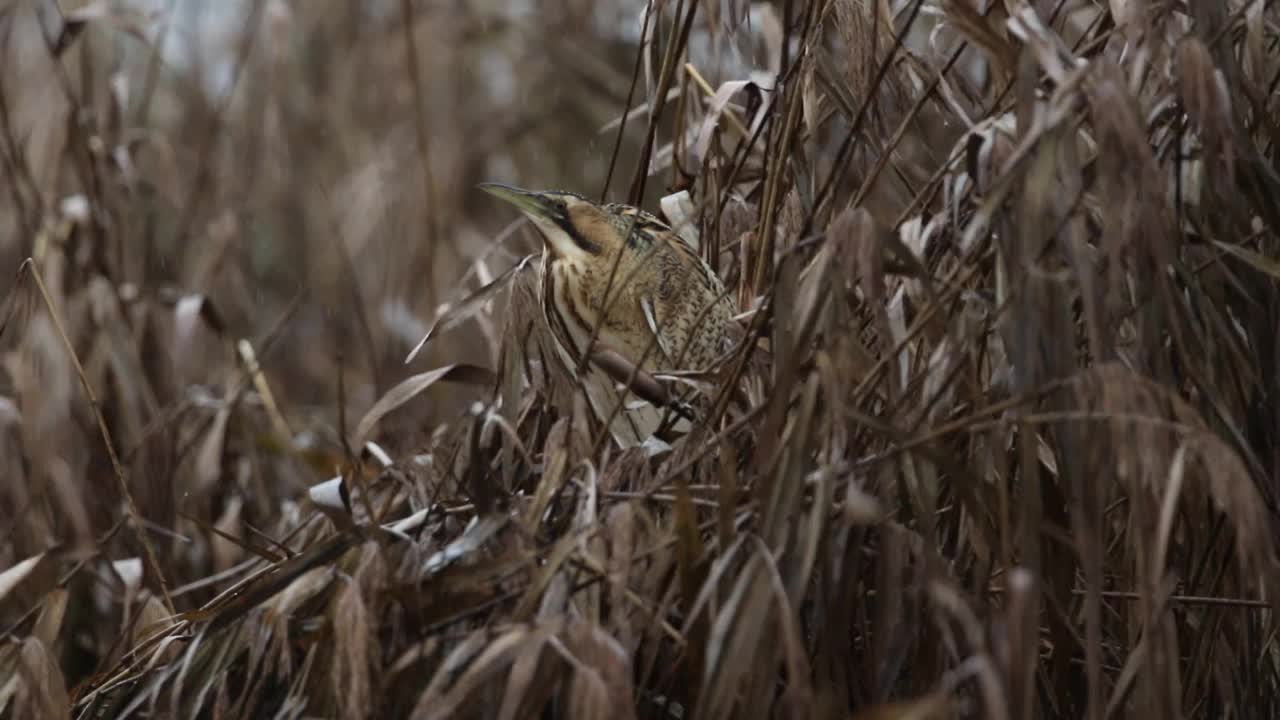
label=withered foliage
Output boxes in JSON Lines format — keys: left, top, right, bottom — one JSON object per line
{"left": 2, "top": 1, "right": 1280, "bottom": 718}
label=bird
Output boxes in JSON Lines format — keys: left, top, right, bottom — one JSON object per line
{"left": 479, "top": 183, "right": 737, "bottom": 449}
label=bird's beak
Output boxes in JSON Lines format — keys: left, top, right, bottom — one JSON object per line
{"left": 478, "top": 183, "right": 555, "bottom": 221}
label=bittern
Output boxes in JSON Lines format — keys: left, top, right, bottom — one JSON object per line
{"left": 480, "top": 183, "right": 736, "bottom": 448}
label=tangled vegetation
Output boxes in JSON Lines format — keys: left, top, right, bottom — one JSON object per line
{"left": 3, "top": 1, "right": 1280, "bottom": 718}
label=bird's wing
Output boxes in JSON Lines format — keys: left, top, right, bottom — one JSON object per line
{"left": 639, "top": 296, "right": 680, "bottom": 364}
{"left": 666, "top": 233, "right": 723, "bottom": 296}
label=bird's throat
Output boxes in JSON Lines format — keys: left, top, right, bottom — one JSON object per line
{"left": 541, "top": 254, "right": 598, "bottom": 374}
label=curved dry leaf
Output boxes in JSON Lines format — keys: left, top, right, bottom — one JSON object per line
{"left": 412, "top": 626, "right": 534, "bottom": 720}
{"left": 1213, "top": 240, "right": 1280, "bottom": 281}
{"left": 792, "top": 240, "right": 832, "bottom": 345}
{"left": 754, "top": 537, "right": 812, "bottom": 716}
{"left": 32, "top": 589, "right": 68, "bottom": 651}
{"left": 385, "top": 507, "right": 432, "bottom": 535}
{"left": 265, "top": 566, "right": 335, "bottom": 623}
{"left": 1004, "top": 7, "right": 1081, "bottom": 85}
{"left": 940, "top": 0, "right": 1017, "bottom": 77}
{"left": 690, "top": 79, "right": 763, "bottom": 165}
{"left": 197, "top": 534, "right": 359, "bottom": 633}
{"left": 331, "top": 579, "right": 374, "bottom": 719}
{"left": 133, "top": 594, "right": 177, "bottom": 656}
{"left": 194, "top": 404, "right": 230, "bottom": 494}
{"left": 496, "top": 624, "right": 558, "bottom": 720}
{"left": 0, "top": 553, "right": 56, "bottom": 620}
{"left": 353, "top": 364, "right": 495, "bottom": 446}
{"left": 404, "top": 255, "right": 534, "bottom": 364}
{"left": 422, "top": 514, "right": 509, "bottom": 577}
{"left": 638, "top": 435, "right": 673, "bottom": 458}
{"left": 697, "top": 553, "right": 772, "bottom": 720}
{"left": 1153, "top": 445, "right": 1189, "bottom": 576}
{"left": 16, "top": 637, "right": 69, "bottom": 720}
{"left": 308, "top": 476, "right": 353, "bottom": 528}
{"left": 561, "top": 624, "right": 635, "bottom": 720}
{"left": 211, "top": 496, "right": 244, "bottom": 572}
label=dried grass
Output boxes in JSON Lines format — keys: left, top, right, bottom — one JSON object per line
{"left": 3, "top": 0, "right": 1280, "bottom": 718}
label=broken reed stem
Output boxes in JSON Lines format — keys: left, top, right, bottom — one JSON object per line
{"left": 237, "top": 339, "right": 295, "bottom": 452}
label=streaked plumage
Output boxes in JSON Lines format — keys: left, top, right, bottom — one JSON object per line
{"left": 480, "top": 183, "right": 736, "bottom": 448}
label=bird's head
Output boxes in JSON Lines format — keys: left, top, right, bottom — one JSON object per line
{"left": 478, "top": 183, "right": 604, "bottom": 260}
{"left": 479, "top": 183, "right": 666, "bottom": 264}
